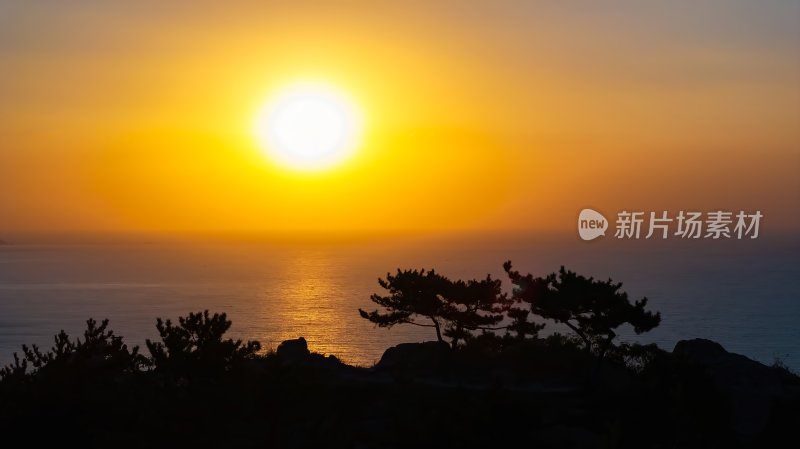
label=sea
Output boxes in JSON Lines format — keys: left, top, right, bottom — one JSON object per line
{"left": 0, "top": 232, "right": 798, "bottom": 369}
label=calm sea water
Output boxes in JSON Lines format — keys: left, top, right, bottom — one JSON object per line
{"left": 0, "top": 233, "right": 798, "bottom": 369}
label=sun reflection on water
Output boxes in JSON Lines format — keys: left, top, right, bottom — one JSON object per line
{"left": 255, "top": 249, "right": 354, "bottom": 362}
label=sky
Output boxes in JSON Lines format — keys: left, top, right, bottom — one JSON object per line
{"left": 1, "top": 1, "right": 798, "bottom": 236}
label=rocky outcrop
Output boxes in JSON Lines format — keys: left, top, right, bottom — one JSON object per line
{"left": 673, "top": 338, "right": 800, "bottom": 437}
{"left": 276, "top": 337, "right": 310, "bottom": 361}
{"left": 267, "top": 337, "right": 798, "bottom": 441}
{"left": 375, "top": 341, "right": 452, "bottom": 373}
{"left": 273, "top": 337, "right": 349, "bottom": 379}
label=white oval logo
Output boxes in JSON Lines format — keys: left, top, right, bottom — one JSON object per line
{"left": 578, "top": 208, "right": 608, "bottom": 240}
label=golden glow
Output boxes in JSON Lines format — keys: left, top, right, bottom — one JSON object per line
{"left": 253, "top": 82, "right": 362, "bottom": 171}
{"left": 1, "top": 5, "right": 798, "bottom": 234}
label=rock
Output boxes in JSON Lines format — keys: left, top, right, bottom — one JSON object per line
{"left": 673, "top": 338, "right": 798, "bottom": 436}
{"left": 277, "top": 337, "right": 310, "bottom": 361}
{"left": 673, "top": 339, "right": 784, "bottom": 391}
{"left": 375, "top": 341, "right": 452, "bottom": 373}
{"left": 673, "top": 338, "right": 726, "bottom": 360}
{"left": 274, "top": 337, "right": 350, "bottom": 376}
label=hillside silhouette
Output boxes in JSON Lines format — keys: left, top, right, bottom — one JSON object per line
{"left": 1, "top": 264, "right": 797, "bottom": 448}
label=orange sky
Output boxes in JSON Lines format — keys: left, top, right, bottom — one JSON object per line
{"left": 1, "top": 2, "right": 798, "bottom": 236}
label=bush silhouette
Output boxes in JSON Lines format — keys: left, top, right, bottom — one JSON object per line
{"left": 504, "top": 262, "right": 661, "bottom": 361}
{"left": 145, "top": 310, "right": 261, "bottom": 378}
{"left": 0, "top": 318, "right": 145, "bottom": 386}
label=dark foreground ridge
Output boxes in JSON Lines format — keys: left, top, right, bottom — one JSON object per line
{"left": 0, "top": 312, "right": 797, "bottom": 449}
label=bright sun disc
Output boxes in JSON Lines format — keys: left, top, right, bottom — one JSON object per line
{"left": 254, "top": 83, "right": 362, "bottom": 171}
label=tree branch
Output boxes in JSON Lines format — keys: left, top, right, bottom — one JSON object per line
{"left": 402, "top": 321, "right": 437, "bottom": 328}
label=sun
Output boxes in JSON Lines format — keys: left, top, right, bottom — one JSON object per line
{"left": 253, "top": 82, "right": 362, "bottom": 171}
